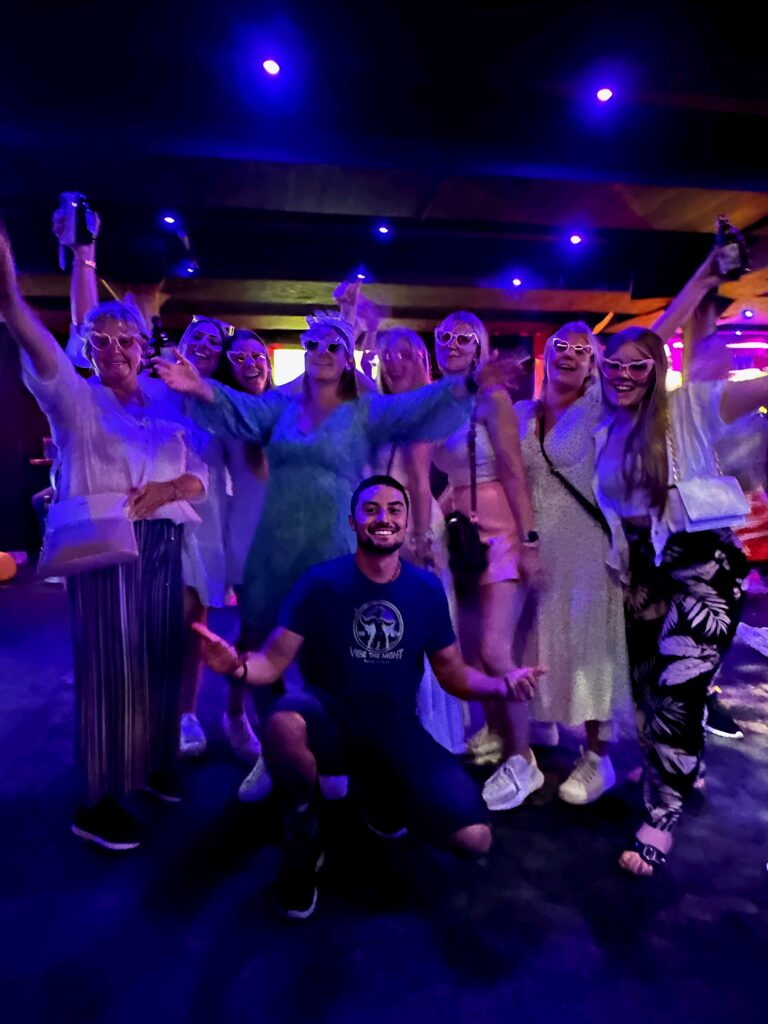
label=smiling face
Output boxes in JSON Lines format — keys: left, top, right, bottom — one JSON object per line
{"left": 350, "top": 483, "right": 408, "bottom": 555}
{"left": 228, "top": 337, "right": 271, "bottom": 395}
{"left": 179, "top": 320, "right": 225, "bottom": 378}
{"left": 380, "top": 335, "right": 429, "bottom": 394}
{"left": 302, "top": 326, "right": 352, "bottom": 386}
{"left": 85, "top": 317, "right": 144, "bottom": 390}
{"left": 434, "top": 318, "right": 483, "bottom": 376}
{"left": 601, "top": 339, "right": 658, "bottom": 410}
{"left": 544, "top": 329, "right": 594, "bottom": 397}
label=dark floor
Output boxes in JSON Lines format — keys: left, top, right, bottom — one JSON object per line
{"left": 1, "top": 573, "right": 767, "bottom": 1024}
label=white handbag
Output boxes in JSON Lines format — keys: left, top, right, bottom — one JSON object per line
{"left": 667, "top": 425, "right": 749, "bottom": 533}
{"left": 38, "top": 492, "right": 139, "bottom": 577}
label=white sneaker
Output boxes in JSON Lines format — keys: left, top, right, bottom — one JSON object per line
{"left": 222, "top": 712, "right": 262, "bottom": 764}
{"left": 180, "top": 713, "right": 207, "bottom": 758}
{"left": 466, "top": 725, "right": 503, "bottom": 766}
{"left": 238, "top": 756, "right": 274, "bottom": 803}
{"left": 318, "top": 775, "right": 349, "bottom": 801}
{"left": 529, "top": 721, "right": 559, "bottom": 747}
{"left": 558, "top": 748, "right": 616, "bottom": 805}
{"left": 482, "top": 753, "right": 544, "bottom": 811}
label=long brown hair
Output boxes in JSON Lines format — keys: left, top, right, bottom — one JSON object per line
{"left": 226, "top": 329, "right": 273, "bottom": 477}
{"left": 601, "top": 327, "right": 669, "bottom": 510}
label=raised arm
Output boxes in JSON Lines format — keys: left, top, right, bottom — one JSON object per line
{"left": 429, "top": 643, "right": 543, "bottom": 701}
{"left": 192, "top": 623, "right": 303, "bottom": 685}
{"left": 0, "top": 227, "right": 70, "bottom": 381}
{"left": 52, "top": 205, "right": 100, "bottom": 329}
{"left": 154, "top": 349, "right": 288, "bottom": 442}
{"left": 651, "top": 250, "right": 722, "bottom": 344}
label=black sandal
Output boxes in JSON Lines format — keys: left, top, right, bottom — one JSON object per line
{"left": 626, "top": 838, "right": 667, "bottom": 872}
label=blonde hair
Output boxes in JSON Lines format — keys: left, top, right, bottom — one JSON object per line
{"left": 378, "top": 327, "right": 431, "bottom": 394}
{"left": 436, "top": 311, "right": 489, "bottom": 367}
{"left": 542, "top": 320, "right": 597, "bottom": 398}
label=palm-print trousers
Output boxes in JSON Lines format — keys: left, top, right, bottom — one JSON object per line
{"left": 623, "top": 525, "right": 747, "bottom": 832}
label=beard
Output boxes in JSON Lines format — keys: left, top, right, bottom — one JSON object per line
{"left": 357, "top": 532, "right": 405, "bottom": 556}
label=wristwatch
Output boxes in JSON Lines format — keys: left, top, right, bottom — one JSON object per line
{"left": 523, "top": 531, "right": 540, "bottom": 546}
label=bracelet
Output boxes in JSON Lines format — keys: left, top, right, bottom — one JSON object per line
{"left": 73, "top": 258, "right": 97, "bottom": 269}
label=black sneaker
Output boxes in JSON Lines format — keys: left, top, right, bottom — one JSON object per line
{"left": 704, "top": 692, "right": 744, "bottom": 740}
{"left": 143, "top": 769, "right": 183, "bottom": 803}
{"left": 71, "top": 798, "right": 141, "bottom": 851}
{"left": 275, "top": 803, "right": 324, "bottom": 919}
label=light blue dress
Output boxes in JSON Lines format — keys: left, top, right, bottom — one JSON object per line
{"left": 190, "top": 378, "right": 471, "bottom": 642}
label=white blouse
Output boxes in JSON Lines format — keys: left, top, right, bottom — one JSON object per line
{"left": 22, "top": 343, "right": 207, "bottom": 524}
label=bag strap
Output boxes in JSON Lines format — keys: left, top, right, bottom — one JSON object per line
{"left": 468, "top": 409, "right": 479, "bottom": 516}
{"left": 666, "top": 407, "right": 723, "bottom": 486}
{"left": 385, "top": 442, "right": 398, "bottom": 476}
{"left": 538, "top": 409, "right": 610, "bottom": 537}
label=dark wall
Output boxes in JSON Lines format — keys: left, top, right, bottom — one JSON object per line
{"left": 0, "top": 325, "right": 50, "bottom": 553}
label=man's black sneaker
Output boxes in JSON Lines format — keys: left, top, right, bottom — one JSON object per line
{"left": 704, "top": 692, "right": 744, "bottom": 740}
{"left": 71, "top": 798, "right": 141, "bottom": 851}
{"left": 275, "top": 850, "right": 325, "bottom": 919}
{"left": 143, "top": 769, "right": 183, "bottom": 803}
{"left": 276, "top": 802, "right": 324, "bottom": 919}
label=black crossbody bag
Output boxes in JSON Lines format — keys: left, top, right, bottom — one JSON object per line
{"left": 445, "top": 412, "right": 490, "bottom": 592}
{"left": 537, "top": 412, "right": 610, "bottom": 538}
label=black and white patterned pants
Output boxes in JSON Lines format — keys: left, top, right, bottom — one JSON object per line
{"left": 623, "top": 525, "right": 747, "bottom": 833}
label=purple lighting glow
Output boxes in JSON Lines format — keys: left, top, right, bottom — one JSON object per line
{"left": 262, "top": 59, "right": 280, "bottom": 76}
{"left": 569, "top": 234, "right": 583, "bottom": 246}
{"left": 596, "top": 87, "right": 614, "bottom": 102}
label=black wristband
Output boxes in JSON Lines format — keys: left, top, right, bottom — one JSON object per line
{"left": 464, "top": 372, "right": 480, "bottom": 395}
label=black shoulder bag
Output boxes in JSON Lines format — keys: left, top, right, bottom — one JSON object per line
{"left": 537, "top": 411, "right": 610, "bottom": 537}
{"left": 444, "top": 412, "right": 490, "bottom": 593}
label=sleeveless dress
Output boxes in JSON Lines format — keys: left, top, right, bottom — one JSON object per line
{"left": 515, "top": 389, "right": 629, "bottom": 724}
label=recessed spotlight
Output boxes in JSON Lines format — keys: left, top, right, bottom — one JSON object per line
{"left": 596, "top": 87, "right": 614, "bottom": 102}
{"left": 569, "top": 234, "right": 583, "bottom": 246}
{"left": 377, "top": 225, "right": 390, "bottom": 235}
{"left": 262, "top": 59, "right": 280, "bottom": 76}
{"left": 512, "top": 277, "right": 522, "bottom": 287}
{"left": 162, "top": 215, "right": 176, "bottom": 226}
{"left": 744, "top": 308, "right": 755, "bottom": 319}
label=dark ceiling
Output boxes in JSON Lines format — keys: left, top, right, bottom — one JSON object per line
{"left": 2, "top": 0, "right": 768, "bottom": 337}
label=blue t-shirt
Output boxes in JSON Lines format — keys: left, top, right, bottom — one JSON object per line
{"left": 278, "top": 554, "right": 455, "bottom": 720}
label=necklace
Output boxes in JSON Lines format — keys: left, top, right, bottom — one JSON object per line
{"left": 385, "top": 559, "right": 402, "bottom": 584}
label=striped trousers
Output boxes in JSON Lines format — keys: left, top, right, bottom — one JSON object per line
{"left": 67, "top": 520, "right": 184, "bottom": 806}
